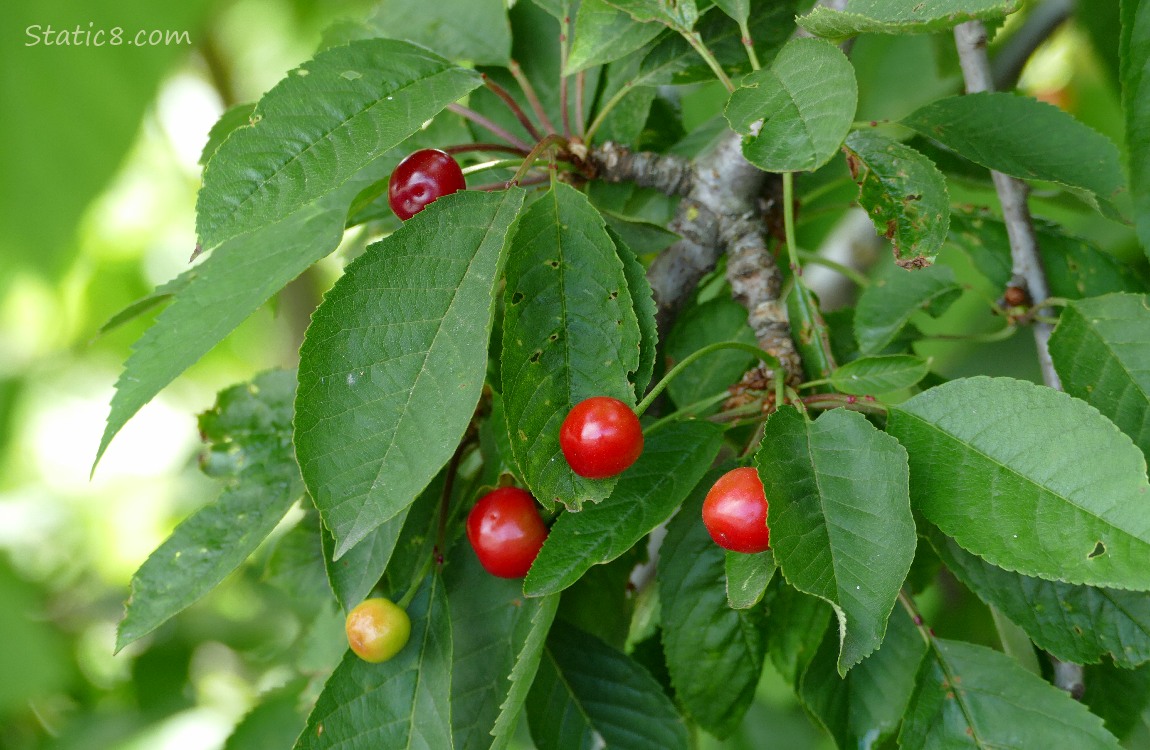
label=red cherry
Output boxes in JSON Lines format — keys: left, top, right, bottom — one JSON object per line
{"left": 702, "top": 467, "right": 771, "bottom": 553}
{"left": 466, "top": 487, "right": 549, "bottom": 578}
{"left": 559, "top": 397, "right": 644, "bottom": 479}
{"left": 387, "top": 148, "right": 466, "bottom": 220}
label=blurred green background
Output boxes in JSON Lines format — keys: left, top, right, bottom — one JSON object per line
{"left": 0, "top": 0, "right": 1144, "bottom": 748}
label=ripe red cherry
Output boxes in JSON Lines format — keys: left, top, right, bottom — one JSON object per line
{"left": 387, "top": 148, "right": 466, "bottom": 220}
{"left": 345, "top": 597, "right": 411, "bottom": 663}
{"left": 466, "top": 487, "right": 549, "bottom": 578}
{"left": 559, "top": 397, "right": 644, "bottom": 479}
{"left": 702, "top": 467, "right": 771, "bottom": 553}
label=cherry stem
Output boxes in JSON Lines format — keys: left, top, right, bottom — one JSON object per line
{"left": 575, "top": 71, "right": 586, "bottom": 138}
{"left": 509, "top": 60, "right": 558, "bottom": 136}
{"left": 461, "top": 158, "right": 536, "bottom": 176}
{"left": 446, "top": 103, "right": 533, "bottom": 152}
{"left": 444, "top": 143, "right": 531, "bottom": 156}
{"left": 795, "top": 249, "right": 871, "bottom": 288}
{"left": 559, "top": 16, "right": 572, "bottom": 138}
{"left": 584, "top": 83, "right": 631, "bottom": 144}
{"left": 396, "top": 556, "right": 433, "bottom": 609}
{"left": 510, "top": 134, "right": 566, "bottom": 185}
{"left": 634, "top": 341, "right": 781, "bottom": 418}
{"left": 434, "top": 439, "right": 469, "bottom": 571}
{"left": 482, "top": 73, "right": 544, "bottom": 142}
{"left": 471, "top": 174, "right": 551, "bottom": 191}
{"left": 799, "top": 393, "right": 888, "bottom": 416}
{"left": 642, "top": 390, "right": 732, "bottom": 434}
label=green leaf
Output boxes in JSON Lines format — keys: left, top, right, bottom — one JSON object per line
{"left": 901, "top": 92, "right": 1127, "bottom": 218}
{"left": 527, "top": 622, "right": 690, "bottom": 749}
{"left": 199, "top": 103, "right": 257, "bottom": 167}
{"left": 1083, "top": 660, "right": 1150, "bottom": 741}
{"left": 501, "top": 182, "right": 639, "bottom": 511}
{"left": 567, "top": 0, "right": 665, "bottom": 74}
{"left": 726, "top": 550, "right": 777, "bottom": 610}
{"left": 1049, "top": 294, "right": 1150, "bottom": 464}
{"left": 116, "top": 370, "right": 301, "bottom": 651}
{"left": 296, "top": 189, "right": 525, "bottom": 558}
{"left": 602, "top": 211, "right": 680, "bottom": 256}
{"left": 888, "top": 376, "right": 1150, "bottom": 591}
{"left": 766, "top": 579, "right": 834, "bottom": 687}
{"left": 524, "top": 420, "right": 724, "bottom": 596}
{"left": 928, "top": 526, "right": 1150, "bottom": 669}
{"left": 529, "top": 0, "right": 571, "bottom": 19}
{"left": 726, "top": 38, "right": 857, "bottom": 173}
{"left": 602, "top": 0, "right": 698, "bottom": 29}
{"left": 447, "top": 540, "right": 555, "bottom": 750}
{"left": 660, "top": 468, "right": 768, "bottom": 738}
{"left": 799, "top": 608, "right": 928, "bottom": 750}
{"left": 224, "top": 680, "right": 308, "bottom": 750}
{"left": 490, "top": 593, "right": 560, "bottom": 750}
{"left": 756, "top": 407, "right": 916, "bottom": 673}
{"left": 196, "top": 39, "right": 481, "bottom": 252}
{"left": 946, "top": 210, "right": 1144, "bottom": 299}
{"left": 798, "top": 0, "right": 1021, "bottom": 39}
{"left": 1121, "top": 0, "right": 1150, "bottom": 258}
{"left": 665, "top": 298, "right": 757, "bottom": 412}
{"left": 843, "top": 130, "right": 950, "bottom": 268}
{"left": 367, "top": 0, "right": 511, "bottom": 65}
{"left": 713, "top": 0, "right": 750, "bottom": 24}
{"left": 95, "top": 271, "right": 192, "bottom": 337}
{"left": 294, "top": 575, "right": 452, "bottom": 750}
{"left": 854, "top": 261, "right": 962, "bottom": 354}
{"left": 263, "top": 512, "right": 332, "bottom": 613}
{"left": 611, "top": 229, "right": 659, "bottom": 400}
{"left": 829, "top": 354, "right": 931, "bottom": 396}
{"left": 899, "top": 638, "right": 1121, "bottom": 749}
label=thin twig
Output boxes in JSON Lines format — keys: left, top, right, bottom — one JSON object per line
{"left": 482, "top": 73, "right": 544, "bottom": 141}
{"left": 559, "top": 16, "right": 572, "bottom": 138}
{"left": 446, "top": 103, "right": 534, "bottom": 152}
{"left": 471, "top": 174, "right": 551, "bottom": 191}
{"left": 575, "top": 71, "right": 586, "bottom": 138}
{"left": 509, "top": 60, "right": 559, "bottom": 136}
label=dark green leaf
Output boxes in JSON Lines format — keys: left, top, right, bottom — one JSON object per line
{"left": 900, "top": 638, "right": 1121, "bottom": 749}
{"left": 501, "top": 182, "right": 639, "bottom": 511}
{"left": 602, "top": 0, "right": 699, "bottom": 29}
{"left": 296, "top": 189, "right": 525, "bottom": 557}
{"left": 602, "top": 211, "right": 680, "bottom": 256}
{"left": 1050, "top": 294, "right": 1150, "bottom": 464}
{"left": 854, "top": 261, "right": 962, "bottom": 354}
{"left": 1121, "top": 0, "right": 1150, "bottom": 258}
{"left": 665, "top": 298, "right": 757, "bottom": 412}
{"left": 490, "top": 593, "right": 560, "bottom": 750}
{"left": 224, "top": 680, "right": 308, "bottom": 750}
{"left": 524, "top": 420, "right": 723, "bottom": 596}
{"left": 367, "top": 0, "right": 511, "bottom": 65}
{"left": 295, "top": 575, "right": 452, "bottom": 750}
{"left": 843, "top": 130, "right": 950, "bottom": 268}
{"left": 95, "top": 271, "right": 192, "bottom": 337}
{"left": 829, "top": 354, "right": 931, "bottom": 395}
{"left": 726, "top": 549, "right": 777, "bottom": 610}
{"left": 726, "top": 38, "right": 857, "bottom": 173}
{"left": 117, "top": 370, "right": 301, "bottom": 651}
{"left": 611, "top": 229, "right": 659, "bottom": 400}
{"left": 568, "top": 0, "right": 664, "bottom": 74}
{"left": 901, "top": 92, "right": 1127, "bottom": 218}
{"left": 448, "top": 540, "right": 555, "bottom": 750}
{"left": 766, "top": 579, "right": 834, "bottom": 687}
{"left": 555, "top": 553, "right": 637, "bottom": 650}
{"left": 660, "top": 469, "right": 768, "bottom": 737}
{"left": 264, "top": 512, "right": 333, "bottom": 613}
{"left": 888, "top": 376, "right": 1150, "bottom": 591}
{"left": 527, "top": 622, "right": 689, "bottom": 750}
{"left": 799, "top": 608, "right": 927, "bottom": 750}
{"left": 928, "top": 526, "right": 1150, "bottom": 669}
{"left": 713, "top": 0, "right": 750, "bottom": 24}
{"left": 756, "top": 407, "right": 916, "bottom": 672}
{"left": 199, "top": 103, "right": 257, "bottom": 167}
{"left": 1083, "top": 660, "right": 1150, "bottom": 741}
{"left": 798, "top": 0, "right": 1021, "bottom": 39}
{"left": 196, "top": 40, "right": 481, "bottom": 252}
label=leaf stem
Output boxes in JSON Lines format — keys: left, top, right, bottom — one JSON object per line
{"left": 897, "top": 589, "right": 934, "bottom": 647}
{"left": 575, "top": 70, "right": 587, "bottom": 138}
{"left": 635, "top": 341, "right": 781, "bottom": 418}
{"left": 461, "top": 158, "right": 535, "bottom": 176}
{"left": 796, "top": 249, "right": 871, "bottom": 287}
{"left": 738, "top": 19, "right": 761, "bottom": 71}
{"left": 799, "top": 393, "right": 887, "bottom": 416}
{"left": 510, "top": 60, "right": 559, "bottom": 136}
{"left": 559, "top": 16, "right": 573, "bottom": 138}
{"left": 682, "top": 30, "right": 735, "bottom": 93}
{"left": 447, "top": 103, "right": 533, "bottom": 152}
{"left": 584, "top": 84, "right": 632, "bottom": 144}
{"left": 482, "top": 73, "right": 544, "bottom": 141}
{"left": 642, "top": 391, "right": 732, "bottom": 434}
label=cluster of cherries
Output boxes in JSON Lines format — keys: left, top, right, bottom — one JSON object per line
{"left": 346, "top": 150, "right": 772, "bottom": 664}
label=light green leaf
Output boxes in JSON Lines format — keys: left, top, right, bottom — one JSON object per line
{"left": 296, "top": 189, "right": 525, "bottom": 558}
{"left": 854, "top": 261, "right": 962, "bottom": 354}
{"left": 490, "top": 593, "right": 559, "bottom": 750}
{"left": 117, "top": 370, "right": 301, "bottom": 651}
{"left": 929, "top": 526, "right": 1150, "bottom": 669}
{"left": 665, "top": 298, "right": 757, "bottom": 412}
{"left": 524, "top": 420, "right": 723, "bottom": 596}
{"left": 527, "top": 620, "right": 689, "bottom": 750}
{"left": 843, "top": 130, "right": 950, "bottom": 268}
{"left": 888, "top": 377, "right": 1150, "bottom": 591}
{"left": 902, "top": 92, "right": 1127, "bottom": 218}
{"left": 1050, "top": 294, "right": 1150, "bottom": 464}
{"left": 726, "top": 550, "right": 777, "bottom": 610}
{"left": 294, "top": 576, "right": 452, "bottom": 750}
{"left": 567, "top": 0, "right": 664, "bottom": 75}
{"left": 713, "top": 0, "right": 750, "bottom": 24}
{"left": 196, "top": 39, "right": 481, "bottom": 252}
{"left": 368, "top": 0, "right": 511, "bottom": 65}
{"left": 602, "top": 0, "right": 698, "bottom": 29}
{"left": 900, "top": 638, "right": 1121, "bottom": 749}
{"left": 829, "top": 354, "right": 930, "bottom": 395}
{"left": 799, "top": 608, "right": 927, "bottom": 750}
{"left": 798, "top": 0, "right": 1021, "bottom": 39}
{"left": 756, "top": 407, "right": 916, "bottom": 673}
{"left": 660, "top": 469, "right": 768, "bottom": 737}
{"left": 501, "top": 182, "right": 639, "bottom": 511}
{"left": 602, "top": 211, "right": 680, "bottom": 256}
{"left": 1121, "top": 0, "right": 1150, "bottom": 258}
{"left": 199, "top": 103, "right": 256, "bottom": 167}
{"left": 726, "top": 38, "right": 857, "bottom": 173}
